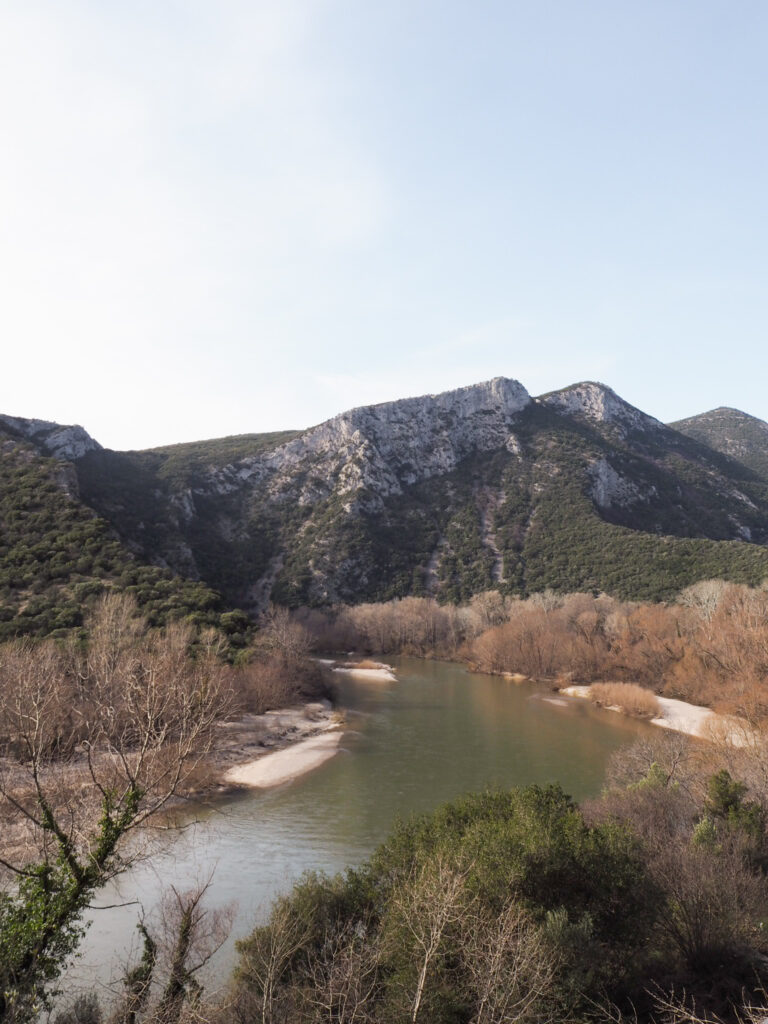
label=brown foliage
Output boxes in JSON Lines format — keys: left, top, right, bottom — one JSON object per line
{"left": 232, "top": 655, "right": 327, "bottom": 716}
{"left": 0, "top": 594, "right": 232, "bottom": 872}
{"left": 291, "top": 582, "right": 768, "bottom": 723}
{"left": 590, "top": 682, "right": 660, "bottom": 719}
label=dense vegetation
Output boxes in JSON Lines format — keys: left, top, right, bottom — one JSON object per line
{"left": 17, "top": 395, "right": 758, "bottom": 616}
{"left": 228, "top": 745, "right": 768, "bottom": 1024}
{"left": 6, "top": 392, "right": 768, "bottom": 632}
{"left": 673, "top": 407, "right": 768, "bottom": 481}
{"left": 271, "top": 412, "right": 768, "bottom": 607}
{"left": 0, "top": 439, "right": 227, "bottom": 641}
{"left": 39, "top": 728, "right": 768, "bottom": 1024}
{"left": 75, "top": 432, "right": 301, "bottom": 609}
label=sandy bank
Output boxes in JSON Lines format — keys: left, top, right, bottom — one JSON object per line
{"left": 224, "top": 728, "right": 343, "bottom": 788}
{"left": 333, "top": 665, "right": 396, "bottom": 682}
{"left": 207, "top": 700, "right": 345, "bottom": 793}
{"left": 561, "top": 685, "right": 749, "bottom": 745}
{"left": 328, "top": 660, "right": 397, "bottom": 682}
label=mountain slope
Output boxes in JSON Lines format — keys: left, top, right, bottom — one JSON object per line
{"left": 0, "top": 418, "right": 225, "bottom": 640}
{"left": 671, "top": 407, "right": 768, "bottom": 482}
{"left": 71, "top": 379, "right": 768, "bottom": 607}
{"left": 3, "top": 380, "right": 768, "bottom": 635}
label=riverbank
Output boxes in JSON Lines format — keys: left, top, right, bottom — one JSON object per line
{"left": 560, "top": 684, "right": 749, "bottom": 746}
{"left": 207, "top": 701, "right": 343, "bottom": 792}
{"left": 225, "top": 728, "right": 343, "bottom": 788}
{"left": 213, "top": 662, "right": 401, "bottom": 791}
{"left": 316, "top": 657, "right": 398, "bottom": 682}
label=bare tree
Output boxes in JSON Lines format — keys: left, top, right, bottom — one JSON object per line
{"left": 154, "top": 880, "right": 234, "bottom": 1024}
{"left": 0, "top": 595, "right": 231, "bottom": 1022}
{"left": 258, "top": 606, "right": 313, "bottom": 661}
{"left": 235, "top": 896, "right": 314, "bottom": 1024}
{"left": 299, "top": 918, "right": 380, "bottom": 1023}
{"left": 460, "top": 899, "right": 558, "bottom": 1024}
{"left": 385, "top": 857, "right": 469, "bottom": 1024}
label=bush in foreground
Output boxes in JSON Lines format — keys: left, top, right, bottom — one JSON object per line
{"left": 233, "top": 785, "right": 660, "bottom": 1023}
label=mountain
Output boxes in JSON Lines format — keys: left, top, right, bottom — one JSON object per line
{"left": 671, "top": 407, "right": 768, "bottom": 482}
{"left": 3, "top": 378, "right": 768, "bottom": 637}
{"left": 0, "top": 415, "right": 225, "bottom": 640}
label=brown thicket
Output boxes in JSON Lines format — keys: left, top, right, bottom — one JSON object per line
{"left": 590, "top": 682, "right": 661, "bottom": 719}
{"left": 0, "top": 596, "right": 232, "bottom": 868}
{"left": 587, "top": 732, "right": 768, "bottom": 1005}
{"left": 297, "top": 582, "right": 768, "bottom": 720}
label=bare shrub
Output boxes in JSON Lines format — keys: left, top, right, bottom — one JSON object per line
{"left": 384, "top": 857, "right": 470, "bottom": 1024}
{"left": 290, "top": 581, "right": 768, "bottom": 728}
{"left": 653, "top": 837, "right": 768, "bottom": 974}
{"left": 258, "top": 606, "right": 313, "bottom": 661}
{"left": 234, "top": 895, "right": 313, "bottom": 1024}
{"left": 460, "top": 899, "right": 558, "bottom": 1024}
{"left": 590, "top": 682, "right": 660, "bottom": 719}
{"left": 299, "top": 917, "right": 381, "bottom": 1023}
{"left": 231, "top": 652, "right": 328, "bottom": 717}
{"left": 605, "top": 733, "right": 709, "bottom": 801}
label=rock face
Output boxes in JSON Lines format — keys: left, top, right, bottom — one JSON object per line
{"left": 257, "top": 377, "right": 531, "bottom": 510}
{"left": 0, "top": 414, "right": 101, "bottom": 461}
{"left": 588, "top": 457, "right": 656, "bottom": 510}
{"left": 539, "top": 382, "right": 662, "bottom": 435}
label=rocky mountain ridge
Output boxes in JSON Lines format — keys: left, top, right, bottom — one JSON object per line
{"left": 672, "top": 407, "right": 768, "bottom": 482}
{"left": 3, "top": 378, "right": 768, "bottom": 624}
{"left": 0, "top": 413, "right": 101, "bottom": 462}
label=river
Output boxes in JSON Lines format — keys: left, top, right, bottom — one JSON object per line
{"left": 64, "top": 657, "right": 653, "bottom": 997}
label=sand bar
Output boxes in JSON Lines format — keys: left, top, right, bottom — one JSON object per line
{"left": 225, "top": 728, "right": 343, "bottom": 788}
{"left": 561, "top": 684, "right": 749, "bottom": 745}
{"left": 333, "top": 665, "right": 396, "bottom": 682}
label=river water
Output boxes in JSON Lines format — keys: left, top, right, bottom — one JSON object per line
{"left": 65, "top": 657, "right": 653, "bottom": 997}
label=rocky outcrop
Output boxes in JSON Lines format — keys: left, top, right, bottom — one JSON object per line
{"left": 0, "top": 414, "right": 101, "bottom": 461}
{"left": 588, "top": 457, "right": 656, "bottom": 510}
{"left": 189, "top": 377, "right": 532, "bottom": 513}
{"left": 260, "top": 377, "right": 530, "bottom": 506}
{"left": 540, "top": 382, "right": 662, "bottom": 435}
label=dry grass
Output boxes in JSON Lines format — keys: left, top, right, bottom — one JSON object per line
{"left": 590, "top": 682, "right": 661, "bottom": 719}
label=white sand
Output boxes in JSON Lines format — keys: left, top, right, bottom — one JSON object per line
{"left": 333, "top": 664, "right": 397, "bottom": 682}
{"left": 561, "top": 685, "right": 748, "bottom": 745}
{"left": 225, "top": 728, "right": 343, "bottom": 788}
{"left": 650, "top": 696, "right": 717, "bottom": 738}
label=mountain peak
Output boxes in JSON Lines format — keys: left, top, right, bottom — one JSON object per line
{"left": 671, "top": 406, "right": 768, "bottom": 480}
{"left": 330, "top": 376, "right": 531, "bottom": 425}
{"left": 260, "top": 376, "right": 532, "bottom": 510}
{"left": 538, "top": 381, "right": 662, "bottom": 433}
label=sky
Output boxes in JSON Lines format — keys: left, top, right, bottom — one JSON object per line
{"left": 1, "top": 1, "right": 767, "bottom": 450}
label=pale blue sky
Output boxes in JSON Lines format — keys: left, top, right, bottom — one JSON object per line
{"left": 1, "top": 1, "right": 766, "bottom": 449}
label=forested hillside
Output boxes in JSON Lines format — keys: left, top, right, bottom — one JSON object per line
{"left": 0, "top": 429, "right": 225, "bottom": 640}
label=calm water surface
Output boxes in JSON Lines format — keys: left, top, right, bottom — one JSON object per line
{"left": 67, "top": 657, "right": 653, "bottom": 994}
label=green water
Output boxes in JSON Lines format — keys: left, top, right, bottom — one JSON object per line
{"left": 65, "top": 657, "right": 653, "bottom": 991}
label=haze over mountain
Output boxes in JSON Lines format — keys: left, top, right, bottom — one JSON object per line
{"left": 3, "top": 377, "right": 768, "bottom": 639}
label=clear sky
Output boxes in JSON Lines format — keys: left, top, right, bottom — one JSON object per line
{"left": 1, "top": 1, "right": 766, "bottom": 450}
